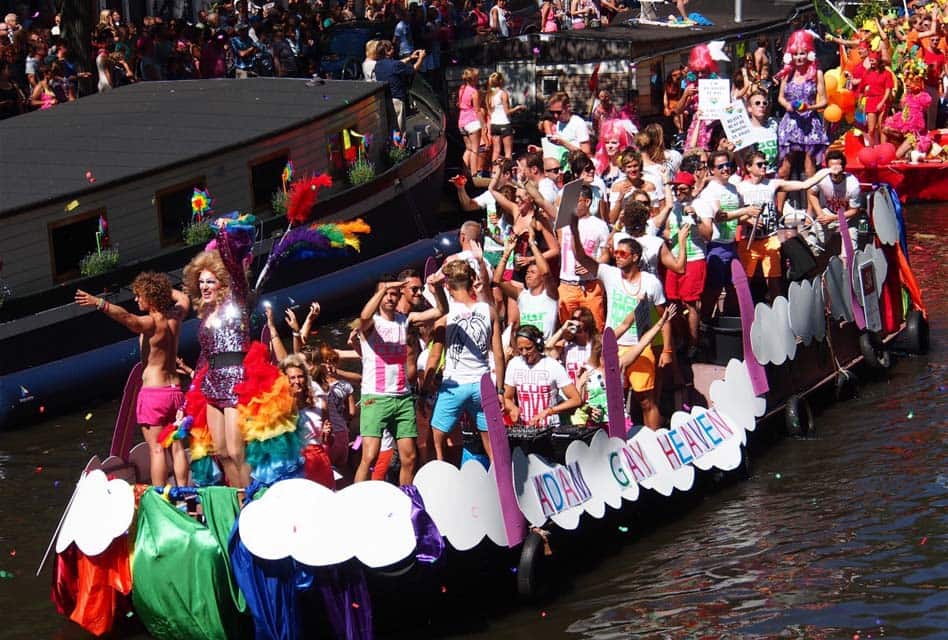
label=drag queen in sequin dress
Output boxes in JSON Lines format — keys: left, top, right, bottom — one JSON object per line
{"left": 184, "top": 219, "right": 254, "bottom": 487}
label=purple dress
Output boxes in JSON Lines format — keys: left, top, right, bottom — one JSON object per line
{"left": 777, "top": 77, "right": 828, "bottom": 164}
{"left": 198, "top": 228, "right": 252, "bottom": 408}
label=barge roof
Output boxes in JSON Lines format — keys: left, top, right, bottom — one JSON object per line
{"left": 454, "top": 0, "right": 809, "bottom": 61}
{"left": 0, "top": 78, "right": 383, "bottom": 216}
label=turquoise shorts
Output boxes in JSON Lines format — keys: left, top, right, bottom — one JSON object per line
{"left": 431, "top": 380, "right": 488, "bottom": 432}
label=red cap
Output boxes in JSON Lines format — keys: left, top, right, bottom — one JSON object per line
{"left": 671, "top": 171, "right": 696, "bottom": 187}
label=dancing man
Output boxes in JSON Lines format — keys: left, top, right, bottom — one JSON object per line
{"left": 76, "top": 273, "right": 190, "bottom": 486}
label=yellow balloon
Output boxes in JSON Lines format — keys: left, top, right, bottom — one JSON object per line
{"left": 824, "top": 103, "right": 843, "bottom": 123}
{"left": 825, "top": 68, "right": 840, "bottom": 95}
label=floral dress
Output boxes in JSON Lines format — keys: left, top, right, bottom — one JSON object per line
{"left": 777, "top": 77, "right": 828, "bottom": 164}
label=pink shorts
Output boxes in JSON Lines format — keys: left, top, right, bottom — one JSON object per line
{"left": 136, "top": 386, "right": 185, "bottom": 427}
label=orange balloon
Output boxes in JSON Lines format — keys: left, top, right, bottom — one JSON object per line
{"left": 824, "top": 103, "right": 843, "bottom": 123}
{"left": 835, "top": 88, "right": 856, "bottom": 112}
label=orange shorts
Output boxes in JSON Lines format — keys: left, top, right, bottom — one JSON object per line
{"left": 618, "top": 341, "right": 657, "bottom": 392}
{"left": 558, "top": 280, "right": 605, "bottom": 331}
{"left": 738, "top": 235, "right": 782, "bottom": 278}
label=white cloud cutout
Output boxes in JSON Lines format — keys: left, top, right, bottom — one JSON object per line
{"left": 56, "top": 469, "right": 134, "bottom": 557}
{"left": 512, "top": 448, "right": 590, "bottom": 530}
{"left": 635, "top": 427, "right": 696, "bottom": 496}
{"left": 750, "top": 297, "right": 797, "bottom": 365}
{"left": 239, "top": 478, "right": 416, "bottom": 568}
{"left": 871, "top": 187, "right": 900, "bottom": 246}
{"left": 414, "top": 460, "right": 507, "bottom": 550}
{"left": 667, "top": 406, "right": 744, "bottom": 472}
{"left": 825, "top": 256, "right": 854, "bottom": 323}
{"left": 709, "top": 358, "right": 767, "bottom": 436}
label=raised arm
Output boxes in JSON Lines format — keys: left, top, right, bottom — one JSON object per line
{"left": 360, "top": 281, "right": 400, "bottom": 334}
{"left": 493, "top": 236, "right": 524, "bottom": 300}
{"left": 409, "top": 271, "right": 449, "bottom": 324}
{"left": 659, "top": 223, "right": 690, "bottom": 275}
{"left": 214, "top": 219, "right": 253, "bottom": 304}
{"left": 265, "top": 305, "right": 289, "bottom": 361}
{"left": 75, "top": 290, "right": 154, "bottom": 334}
{"left": 567, "top": 212, "right": 600, "bottom": 278}
{"left": 776, "top": 166, "right": 834, "bottom": 192}
{"left": 617, "top": 304, "right": 677, "bottom": 368}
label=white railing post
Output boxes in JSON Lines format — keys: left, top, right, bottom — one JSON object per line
{"left": 735, "top": 0, "right": 743, "bottom": 24}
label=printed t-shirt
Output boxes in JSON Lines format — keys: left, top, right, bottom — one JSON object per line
{"left": 735, "top": 179, "right": 780, "bottom": 238}
{"left": 504, "top": 355, "right": 573, "bottom": 426}
{"left": 517, "top": 289, "right": 558, "bottom": 339}
{"left": 696, "top": 180, "right": 742, "bottom": 243}
{"left": 562, "top": 341, "right": 592, "bottom": 386}
{"left": 443, "top": 300, "right": 493, "bottom": 384}
{"left": 666, "top": 203, "right": 707, "bottom": 261}
{"left": 597, "top": 263, "right": 666, "bottom": 347}
{"left": 360, "top": 313, "right": 409, "bottom": 396}
{"left": 809, "top": 174, "right": 862, "bottom": 215}
{"left": 560, "top": 216, "right": 610, "bottom": 282}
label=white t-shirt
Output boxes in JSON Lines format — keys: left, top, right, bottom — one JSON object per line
{"left": 362, "top": 59, "right": 377, "bottom": 81}
{"left": 559, "top": 216, "right": 610, "bottom": 283}
{"left": 642, "top": 165, "right": 666, "bottom": 205}
{"left": 696, "top": 180, "right": 742, "bottom": 244}
{"left": 537, "top": 177, "right": 560, "bottom": 205}
{"left": 360, "top": 313, "right": 410, "bottom": 396}
{"left": 298, "top": 398, "right": 328, "bottom": 447}
{"left": 517, "top": 289, "right": 558, "bottom": 340}
{"left": 736, "top": 178, "right": 781, "bottom": 238}
{"left": 443, "top": 300, "right": 493, "bottom": 384}
{"left": 597, "top": 263, "right": 666, "bottom": 346}
{"left": 556, "top": 114, "right": 590, "bottom": 149}
{"left": 562, "top": 341, "right": 592, "bottom": 387}
{"left": 612, "top": 231, "right": 665, "bottom": 275}
{"left": 504, "top": 356, "right": 573, "bottom": 426}
{"left": 809, "top": 174, "right": 862, "bottom": 215}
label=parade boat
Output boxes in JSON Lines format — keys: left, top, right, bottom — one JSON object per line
{"left": 0, "top": 77, "right": 449, "bottom": 430}
{"left": 42, "top": 181, "right": 930, "bottom": 639}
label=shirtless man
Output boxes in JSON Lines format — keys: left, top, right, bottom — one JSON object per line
{"left": 76, "top": 272, "right": 190, "bottom": 486}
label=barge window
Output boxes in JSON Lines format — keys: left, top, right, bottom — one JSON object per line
{"left": 155, "top": 178, "right": 206, "bottom": 247}
{"left": 249, "top": 150, "right": 290, "bottom": 213}
{"left": 48, "top": 209, "right": 105, "bottom": 282}
{"left": 326, "top": 124, "right": 359, "bottom": 179}
{"left": 542, "top": 77, "right": 559, "bottom": 97}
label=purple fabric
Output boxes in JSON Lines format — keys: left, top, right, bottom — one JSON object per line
{"left": 399, "top": 485, "right": 445, "bottom": 565}
{"left": 316, "top": 565, "right": 373, "bottom": 640}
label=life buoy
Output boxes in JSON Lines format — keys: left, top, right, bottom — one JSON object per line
{"left": 859, "top": 331, "right": 891, "bottom": 370}
{"left": 784, "top": 394, "right": 814, "bottom": 438}
{"left": 517, "top": 530, "right": 549, "bottom": 600}
{"left": 901, "top": 309, "right": 930, "bottom": 355}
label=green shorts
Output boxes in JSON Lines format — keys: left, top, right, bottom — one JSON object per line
{"left": 359, "top": 393, "right": 417, "bottom": 440}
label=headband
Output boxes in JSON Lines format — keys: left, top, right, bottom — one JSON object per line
{"left": 515, "top": 327, "right": 545, "bottom": 351}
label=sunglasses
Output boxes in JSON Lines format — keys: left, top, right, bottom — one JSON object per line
{"left": 613, "top": 249, "right": 632, "bottom": 259}
{"left": 752, "top": 161, "right": 767, "bottom": 168}
{"left": 545, "top": 167, "right": 561, "bottom": 173}
{"left": 674, "top": 184, "right": 692, "bottom": 191}
{"left": 752, "top": 100, "right": 768, "bottom": 106}
{"left": 549, "top": 109, "right": 563, "bottom": 116}
{"left": 714, "top": 162, "right": 735, "bottom": 172}
{"left": 408, "top": 286, "right": 423, "bottom": 293}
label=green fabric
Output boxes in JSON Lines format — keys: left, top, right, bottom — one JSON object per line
{"left": 191, "top": 457, "right": 219, "bottom": 487}
{"left": 132, "top": 488, "right": 248, "bottom": 640}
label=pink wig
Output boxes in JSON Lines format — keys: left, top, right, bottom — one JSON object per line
{"left": 594, "top": 119, "right": 631, "bottom": 174}
{"left": 688, "top": 44, "right": 719, "bottom": 76}
{"left": 774, "top": 30, "right": 817, "bottom": 81}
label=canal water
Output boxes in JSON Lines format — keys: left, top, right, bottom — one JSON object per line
{"left": 0, "top": 204, "right": 944, "bottom": 639}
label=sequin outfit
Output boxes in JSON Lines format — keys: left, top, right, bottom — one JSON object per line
{"left": 198, "top": 228, "right": 252, "bottom": 408}
{"left": 777, "top": 77, "right": 828, "bottom": 164}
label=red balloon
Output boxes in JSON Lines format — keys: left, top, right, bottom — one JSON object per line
{"left": 876, "top": 142, "right": 896, "bottom": 165}
{"left": 858, "top": 146, "right": 879, "bottom": 168}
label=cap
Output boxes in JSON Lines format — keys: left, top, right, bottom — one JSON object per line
{"left": 671, "top": 171, "right": 696, "bottom": 187}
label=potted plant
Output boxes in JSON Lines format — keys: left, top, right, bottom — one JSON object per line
{"left": 183, "top": 220, "right": 216, "bottom": 246}
{"left": 348, "top": 157, "right": 376, "bottom": 186}
{"left": 79, "top": 247, "right": 121, "bottom": 277}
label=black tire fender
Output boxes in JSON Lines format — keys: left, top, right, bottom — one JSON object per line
{"left": 859, "top": 331, "right": 891, "bottom": 369}
{"left": 517, "top": 531, "right": 548, "bottom": 600}
{"left": 903, "top": 309, "right": 930, "bottom": 355}
{"left": 785, "top": 394, "right": 814, "bottom": 438}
